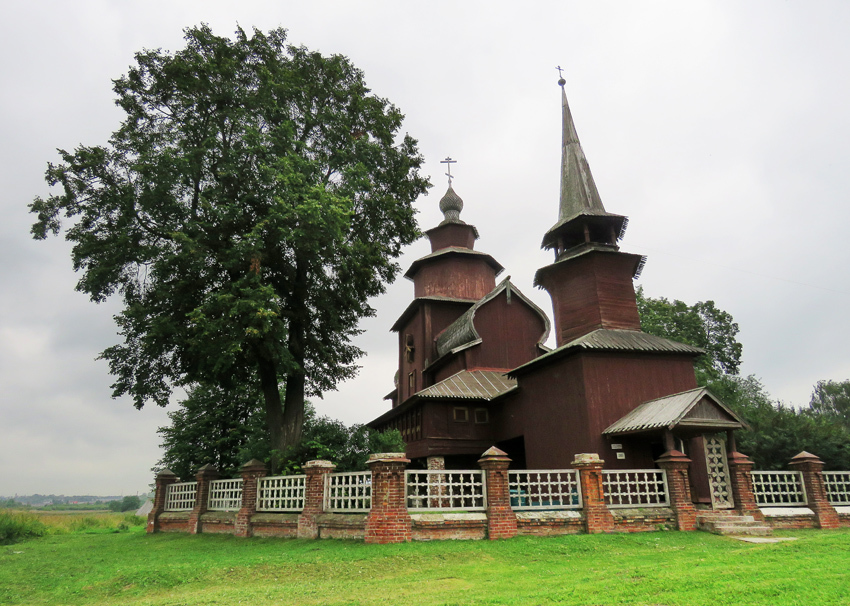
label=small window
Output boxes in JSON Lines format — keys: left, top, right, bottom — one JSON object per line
{"left": 453, "top": 407, "right": 469, "bottom": 422}
{"left": 408, "top": 371, "right": 416, "bottom": 393}
{"left": 474, "top": 408, "right": 489, "bottom": 424}
{"left": 405, "top": 334, "right": 415, "bottom": 363}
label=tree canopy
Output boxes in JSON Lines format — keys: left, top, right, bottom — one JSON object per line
{"left": 30, "top": 25, "right": 429, "bottom": 469}
{"left": 156, "top": 385, "right": 404, "bottom": 478}
{"left": 636, "top": 287, "right": 850, "bottom": 469}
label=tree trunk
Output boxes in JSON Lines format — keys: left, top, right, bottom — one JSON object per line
{"left": 257, "top": 354, "right": 286, "bottom": 474}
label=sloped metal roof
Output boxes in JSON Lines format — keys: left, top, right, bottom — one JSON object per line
{"left": 603, "top": 387, "right": 745, "bottom": 435}
{"left": 509, "top": 328, "right": 704, "bottom": 377}
{"left": 414, "top": 369, "right": 517, "bottom": 401}
{"left": 434, "top": 277, "right": 551, "bottom": 359}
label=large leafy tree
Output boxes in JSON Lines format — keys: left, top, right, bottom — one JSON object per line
{"left": 30, "top": 25, "right": 429, "bottom": 469}
{"left": 156, "top": 385, "right": 404, "bottom": 478}
{"left": 810, "top": 379, "right": 850, "bottom": 428}
{"left": 635, "top": 286, "right": 742, "bottom": 384}
{"left": 636, "top": 288, "right": 850, "bottom": 469}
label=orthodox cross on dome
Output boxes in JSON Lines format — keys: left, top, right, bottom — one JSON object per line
{"left": 440, "top": 156, "right": 457, "bottom": 186}
{"left": 556, "top": 65, "right": 565, "bottom": 84}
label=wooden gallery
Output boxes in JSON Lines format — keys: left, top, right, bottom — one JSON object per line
{"left": 148, "top": 82, "right": 849, "bottom": 542}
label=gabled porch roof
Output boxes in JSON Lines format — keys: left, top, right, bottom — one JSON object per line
{"left": 603, "top": 387, "right": 748, "bottom": 436}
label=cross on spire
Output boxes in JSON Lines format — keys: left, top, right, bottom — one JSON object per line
{"left": 440, "top": 156, "right": 457, "bottom": 186}
{"left": 556, "top": 65, "right": 566, "bottom": 86}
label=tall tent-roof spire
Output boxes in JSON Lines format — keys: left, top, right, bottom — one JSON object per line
{"left": 541, "top": 75, "right": 627, "bottom": 252}
{"left": 557, "top": 79, "right": 606, "bottom": 220}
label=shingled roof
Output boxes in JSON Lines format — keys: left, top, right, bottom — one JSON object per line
{"left": 415, "top": 369, "right": 517, "bottom": 400}
{"left": 434, "top": 277, "right": 551, "bottom": 359}
{"left": 508, "top": 328, "right": 704, "bottom": 377}
{"left": 603, "top": 387, "right": 747, "bottom": 435}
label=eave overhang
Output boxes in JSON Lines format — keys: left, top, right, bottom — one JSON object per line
{"left": 389, "top": 296, "right": 476, "bottom": 333}
{"left": 508, "top": 328, "right": 704, "bottom": 379}
{"left": 534, "top": 245, "right": 646, "bottom": 287}
{"left": 602, "top": 387, "right": 749, "bottom": 436}
{"left": 403, "top": 247, "right": 504, "bottom": 281}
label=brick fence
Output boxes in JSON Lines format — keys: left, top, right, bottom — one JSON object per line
{"left": 148, "top": 448, "right": 849, "bottom": 542}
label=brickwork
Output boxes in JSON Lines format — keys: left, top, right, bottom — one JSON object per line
{"left": 235, "top": 459, "right": 267, "bottom": 538}
{"left": 198, "top": 512, "right": 236, "bottom": 533}
{"left": 478, "top": 446, "right": 518, "bottom": 540}
{"left": 727, "top": 451, "right": 765, "bottom": 521}
{"left": 147, "top": 468, "right": 178, "bottom": 534}
{"left": 762, "top": 513, "right": 817, "bottom": 530}
{"left": 157, "top": 512, "right": 190, "bottom": 532}
{"left": 655, "top": 450, "right": 697, "bottom": 531}
{"left": 411, "top": 513, "right": 488, "bottom": 540}
{"left": 572, "top": 453, "right": 615, "bottom": 533}
{"left": 365, "top": 453, "right": 413, "bottom": 544}
{"left": 612, "top": 509, "right": 676, "bottom": 532}
{"left": 427, "top": 456, "right": 446, "bottom": 470}
{"left": 297, "top": 460, "right": 335, "bottom": 539}
{"left": 789, "top": 452, "right": 840, "bottom": 529}
{"left": 515, "top": 511, "right": 584, "bottom": 536}
{"left": 250, "top": 513, "right": 299, "bottom": 538}
{"left": 188, "top": 464, "right": 219, "bottom": 534}
{"left": 316, "top": 514, "right": 368, "bottom": 539}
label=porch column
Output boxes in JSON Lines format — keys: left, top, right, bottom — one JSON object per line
{"left": 188, "top": 464, "right": 219, "bottom": 534}
{"left": 789, "top": 451, "right": 839, "bottom": 529}
{"left": 365, "top": 453, "right": 412, "bottom": 544}
{"left": 147, "top": 468, "right": 178, "bottom": 534}
{"left": 572, "top": 453, "right": 614, "bottom": 534}
{"left": 478, "top": 446, "right": 518, "bottom": 540}
{"left": 235, "top": 459, "right": 267, "bottom": 538}
{"left": 297, "top": 460, "right": 335, "bottom": 539}
{"left": 655, "top": 450, "right": 697, "bottom": 531}
{"left": 727, "top": 451, "right": 764, "bottom": 521}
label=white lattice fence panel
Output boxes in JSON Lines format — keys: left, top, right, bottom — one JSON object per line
{"left": 824, "top": 472, "right": 850, "bottom": 505}
{"left": 751, "top": 471, "right": 807, "bottom": 506}
{"left": 164, "top": 481, "right": 197, "bottom": 511}
{"left": 508, "top": 470, "right": 582, "bottom": 510}
{"left": 602, "top": 470, "right": 669, "bottom": 508}
{"left": 257, "top": 475, "right": 306, "bottom": 512}
{"left": 207, "top": 478, "right": 243, "bottom": 511}
{"left": 324, "top": 472, "right": 372, "bottom": 512}
{"left": 405, "top": 470, "right": 486, "bottom": 511}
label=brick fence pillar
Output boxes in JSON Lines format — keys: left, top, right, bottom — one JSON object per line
{"left": 235, "top": 459, "right": 267, "bottom": 538}
{"left": 188, "top": 464, "right": 219, "bottom": 534}
{"left": 655, "top": 450, "right": 697, "bottom": 531}
{"left": 365, "top": 453, "right": 412, "bottom": 544}
{"left": 478, "top": 446, "right": 518, "bottom": 540}
{"left": 789, "top": 451, "right": 839, "bottom": 529}
{"left": 146, "top": 468, "right": 178, "bottom": 534}
{"left": 727, "top": 451, "right": 765, "bottom": 522}
{"left": 297, "top": 460, "right": 335, "bottom": 539}
{"left": 572, "top": 453, "right": 615, "bottom": 534}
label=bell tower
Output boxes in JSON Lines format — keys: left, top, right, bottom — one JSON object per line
{"left": 534, "top": 78, "right": 645, "bottom": 346}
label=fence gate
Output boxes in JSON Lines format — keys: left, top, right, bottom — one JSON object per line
{"left": 703, "top": 434, "right": 734, "bottom": 509}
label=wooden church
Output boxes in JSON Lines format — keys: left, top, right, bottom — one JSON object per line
{"left": 369, "top": 79, "right": 747, "bottom": 507}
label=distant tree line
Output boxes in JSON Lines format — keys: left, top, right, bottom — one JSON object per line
{"left": 637, "top": 287, "right": 850, "bottom": 470}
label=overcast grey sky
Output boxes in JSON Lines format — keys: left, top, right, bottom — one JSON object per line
{"left": 2, "top": 1, "right": 848, "bottom": 496}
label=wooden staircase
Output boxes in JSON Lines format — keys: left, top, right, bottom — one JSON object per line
{"left": 696, "top": 510, "right": 772, "bottom": 536}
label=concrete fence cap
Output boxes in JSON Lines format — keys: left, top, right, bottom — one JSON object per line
{"left": 572, "top": 453, "right": 602, "bottom": 465}
{"left": 304, "top": 459, "right": 335, "bottom": 468}
{"left": 156, "top": 468, "right": 178, "bottom": 479}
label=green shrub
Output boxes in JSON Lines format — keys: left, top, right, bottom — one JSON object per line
{"left": 0, "top": 511, "right": 47, "bottom": 545}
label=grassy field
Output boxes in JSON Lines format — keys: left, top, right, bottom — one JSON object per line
{"left": 1, "top": 513, "right": 848, "bottom": 605}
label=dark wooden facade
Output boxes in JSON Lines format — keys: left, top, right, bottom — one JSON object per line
{"left": 369, "top": 83, "right": 745, "bottom": 508}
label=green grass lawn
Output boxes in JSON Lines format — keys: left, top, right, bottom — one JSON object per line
{"left": 1, "top": 525, "right": 848, "bottom": 605}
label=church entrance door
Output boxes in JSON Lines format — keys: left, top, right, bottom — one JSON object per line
{"left": 703, "top": 434, "right": 734, "bottom": 509}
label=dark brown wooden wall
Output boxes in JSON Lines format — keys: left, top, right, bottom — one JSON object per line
{"left": 427, "top": 223, "right": 477, "bottom": 251}
{"left": 413, "top": 256, "right": 497, "bottom": 300}
{"left": 538, "top": 252, "right": 641, "bottom": 346}
{"left": 509, "top": 352, "right": 697, "bottom": 470}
